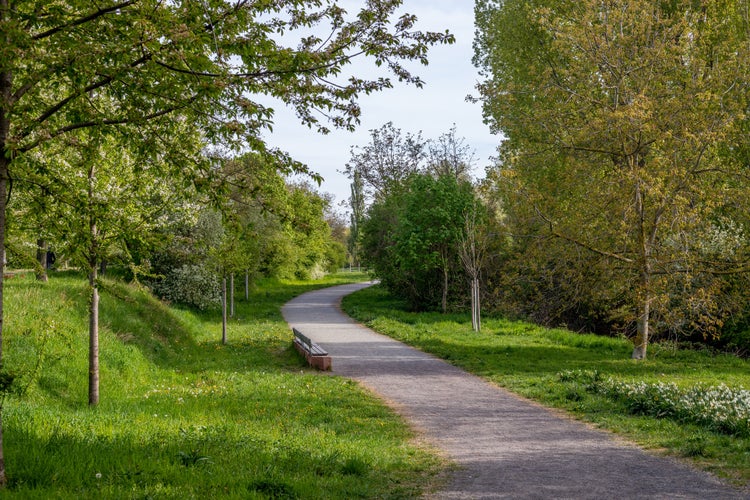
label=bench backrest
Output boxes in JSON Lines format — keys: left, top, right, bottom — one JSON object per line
{"left": 293, "top": 327, "right": 313, "bottom": 348}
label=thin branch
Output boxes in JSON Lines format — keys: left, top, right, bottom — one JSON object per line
{"left": 19, "top": 103, "right": 187, "bottom": 153}
{"left": 154, "top": 48, "right": 366, "bottom": 81}
{"left": 32, "top": 1, "right": 137, "bottom": 41}
{"left": 535, "top": 205, "right": 635, "bottom": 264}
{"left": 21, "top": 54, "right": 152, "bottom": 140}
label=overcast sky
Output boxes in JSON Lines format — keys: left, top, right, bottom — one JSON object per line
{"left": 261, "top": 1, "right": 500, "bottom": 207}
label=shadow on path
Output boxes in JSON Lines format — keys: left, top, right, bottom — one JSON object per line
{"left": 282, "top": 283, "right": 747, "bottom": 499}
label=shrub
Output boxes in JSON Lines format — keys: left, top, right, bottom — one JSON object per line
{"left": 154, "top": 264, "right": 221, "bottom": 310}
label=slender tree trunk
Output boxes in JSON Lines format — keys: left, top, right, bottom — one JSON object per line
{"left": 471, "top": 278, "right": 481, "bottom": 332}
{"left": 87, "top": 163, "right": 100, "bottom": 405}
{"left": 441, "top": 253, "right": 449, "bottom": 314}
{"left": 0, "top": 31, "right": 13, "bottom": 486}
{"left": 230, "top": 273, "right": 234, "bottom": 318}
{"left": 36, "top": 239, "right": 48, "bottom": 282}
{"left": 88, "top": 262, "right": 100, "bottom": 405}
{"left": 470, "top": 279, "right": 476, "bottom": 331}
{"left": 221, "top": 277, "right": 227, "bottom": 345}
{"left": 477, "top": 280, "right": 482, "bottom": 330}
{"left": 632, "top": 292, "right": 650, "bottom": 360}
{"left": 244, "top": 270, "right": 249, "bottom": 301}
{"left": 0, "top": 149, "right": 9, "bottom": 488}
{"left": 632, "top": 178, "right": 651, "bottom": 360}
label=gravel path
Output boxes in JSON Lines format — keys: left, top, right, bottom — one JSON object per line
{"left": 282, "top": 282, "right": 748, "bottom": 499}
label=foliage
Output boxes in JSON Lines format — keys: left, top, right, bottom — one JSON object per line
{"left": 342, "top": 284, "right": 750, "bottom": 485}
{"left": 284, "top": 183, "right": 338, "bottom": 280}
{"left": 343, "top": 122, "right": 426, "bottom": 201}
{"left": 362, "top": 173, "right": 483, "bottom": 312}
{"left": 395, "top": 174, "right": 478, "bottom": 311}
{"left": 148, "top": 174, "right": 345, "bottom": 305}
{"left": 155, "top": 264, "right": 222, "bottom": 311}
{"left": 473, "top": 0, "right": 750, "bottom": 358}
{"left": 2, "top": 272, "right": 443, "bottom": 497}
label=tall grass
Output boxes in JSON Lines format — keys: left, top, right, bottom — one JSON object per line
{"left": 3, "top": 272, "right": 442, "bottom": 499}
{"left": 342, "top": 284, "right": 750, "bottom": 486}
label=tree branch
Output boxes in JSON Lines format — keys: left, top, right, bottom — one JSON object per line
{"left": 20, "top": 54, "right": 153, "bottom": 140}
{"left": 32, "top": 1, "right": 138, "bottom": 41}
{"left": 535, "top": 205, "right": 635, "bottom": 264}
{"left": 19, "top": 102, "right": 186, "bottom": 154}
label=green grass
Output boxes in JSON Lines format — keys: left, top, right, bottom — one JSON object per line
{"left": 2, "top": 272, "right": 443, "bottom": 499}
{"left": 341, "top": 285, "right": 750, "bottom": 487}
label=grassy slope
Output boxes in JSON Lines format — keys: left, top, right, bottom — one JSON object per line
{"left": 3, "top": 272, "right": 442, "bottom": 499}
{"left": 341, "top": 285, "right": 750, "bottom": 487}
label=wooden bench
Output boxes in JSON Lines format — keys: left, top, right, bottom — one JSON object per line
{"left": 292, "top": 328, "right": 332, "bottom": 371}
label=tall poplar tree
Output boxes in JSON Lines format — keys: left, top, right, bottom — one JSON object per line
{"left": 475, "top": 0, "right": 750, "bottom": 358}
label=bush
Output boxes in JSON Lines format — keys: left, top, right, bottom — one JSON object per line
{"left": 154, "top": 264, "right": 221, "bottom": 310}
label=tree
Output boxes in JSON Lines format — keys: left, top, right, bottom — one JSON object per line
{"left": 343, "top": 122, "right": 426, "bottom": 200}
{"left": 25, "top": 125, "right": 198, "bottom": 405}
{"left": 426, "top": 124, "right": 475, "bottom": 181}
{"left": 285, "top": 182, "right": 338, "bottom": 279}
{"left": 459, "top": 200, "right": 490, "bottom": 332}
{"left": 363, "top": 173, "right": 477, "bottom": 312}
{"left": 348, "top": 168, "right": 365, "bottom": 268}
{"left": 0, "top": 0, "right": 452, "bottom": 484}
{"left": 398, "top": 174, "right": 476, "bottom": 312}
{"left": 474, "top": 0, "right": 750, "bottom": 358}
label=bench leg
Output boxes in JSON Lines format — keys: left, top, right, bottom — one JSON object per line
{"left": 308, "top": 355, "right": 332, "bottom": 371}
{"left": 293, "top": 340, "right": 332, "bottom": 371}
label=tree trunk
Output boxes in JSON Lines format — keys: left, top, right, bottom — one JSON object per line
{"left": 471, "top": 278, "right": 481, "bottom": 332}
{"left": 87, "top": 161, "right": 100, "bottom": 405}
{"left": 0, "top": 43, "right": 12, "bottom": 487}
{"left": 88, "top": 263, "right": 100, "bottom": 405}
{"left": 632, "top": 179, "right": 651, "bottom": 360}
{"left": 442, "top": 261, "right": 448, "bottom": 314}
{"left": 36, "top": 239, "right": 48, "bottom": 282}
{"left": 0, "top": 151, "right": 9, "bottom": 487}
{"left": 632, "top": 296, "right": 649, "bottom": 359}
{"left": 244, "top": 270, "right": 249, "bottom": 301}
{"left": 230, "top": 273, "right": 234, "bottom": 318}
{"left": 221, "top": 277, "right": 227, "bottom": 345}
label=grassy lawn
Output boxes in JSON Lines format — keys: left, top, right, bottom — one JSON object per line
{"left": 341, "top": 285, "right": 750, "bottom": 487}
{"left": 3, "top": 272, "right": 443, "bottom": 499}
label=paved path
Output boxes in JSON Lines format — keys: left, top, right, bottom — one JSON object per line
{"left": 282, "top": 283, "right": 748, "bottom": 499}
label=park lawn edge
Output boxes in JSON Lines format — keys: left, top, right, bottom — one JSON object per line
{"left": 341, "top": 284, "right": 750, "bottom": 489}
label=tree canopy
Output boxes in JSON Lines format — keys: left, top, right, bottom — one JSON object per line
{"left": 474, "top": 0, "right": 750, "bottom": 358}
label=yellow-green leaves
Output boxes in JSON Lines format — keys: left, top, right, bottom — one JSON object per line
{"left": 475, "top": 0, "right": 750, "bottom": 357}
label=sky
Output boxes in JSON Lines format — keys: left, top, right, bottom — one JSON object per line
{"left": 261, "top": 1, "right": 501, "bottom": 207}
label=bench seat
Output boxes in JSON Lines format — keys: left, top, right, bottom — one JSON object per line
{"left": 292, "top": 328, "right": 332, "bottom": 371}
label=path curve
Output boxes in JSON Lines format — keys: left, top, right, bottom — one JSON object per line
{"left": 282, "top": 283, "right": 747, "bottom": 499}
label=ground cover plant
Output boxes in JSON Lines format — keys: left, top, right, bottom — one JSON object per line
{"left": 341, "top": 285, "right": 750, "bottom": 486}
{"left": 3, "top": 272, "right": 442, "bottom": 499}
